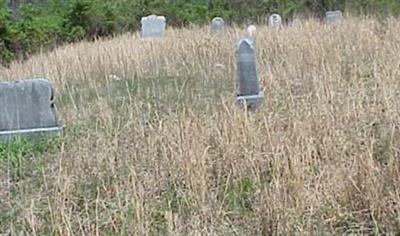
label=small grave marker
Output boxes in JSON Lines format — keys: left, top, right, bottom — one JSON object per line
{"left": 325, "top": 10, "right": 342, "bottom": 24}
{"left": 141, "top": 15, "right": 166, "bottom": 39}
{"left": 210, "top": 17, "right": 225, "bottom": 35}
{"left": 268, "top": 14, "right": 282, "bottom": 28}
{"left": 246, "top": 25, "right": 257, "bottom": 40}
{"left": 235, "top": 39, "right": 263, "bottom": 110}
{"left": 0, "top": 79, "right": 62, "bottom": 141}
{"left": 290, "top": 18, "right": 302, "bottom": 27}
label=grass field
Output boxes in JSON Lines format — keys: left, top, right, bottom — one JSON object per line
{"left": 1, "top": 17, "right": 400, "bottom": 235}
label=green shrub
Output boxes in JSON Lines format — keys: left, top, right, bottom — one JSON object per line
{"left": 14, "top": 4, "right": 63, "bottom": 55}
{"left": 63, "top": 0, "right": 120, "bottom": 41}
{"left": 0, "top": 0, "right": 14, "bottom": 65}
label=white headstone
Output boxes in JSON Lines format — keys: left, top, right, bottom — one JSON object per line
{"left": 210, "top": 17, "right": 225, "bottom": 35}
{"left": 141, "top": 15, "right": 166, "bottom": 39}
{"left": 325, "top": 10, "right": 342, "bottom": 24}
{"left": 268, "top": 14, "right": 282, "bottom": 28}
{"left": 0, "top": 79, "right": 62, "bottom": 141}
{"left": 235, "top": 39, "right": 263, "bottom": 110}
{"left": 246, "top": 25, "right": 257, "bottom": 39}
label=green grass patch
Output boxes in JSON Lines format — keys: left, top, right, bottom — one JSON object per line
{"left": 219, "top": 176, "right": 256, "bottom": 213}
{"left": 0, "top": 137, "right": 61, "bottom": 181}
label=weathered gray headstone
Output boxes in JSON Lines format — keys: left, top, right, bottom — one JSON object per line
{"left": 210, "top": 17, "right": 225, "bottom": 35}
{"left": 235, "top": 39, "right": 263, "bottom": 110}
{"left": 325, "top": 10, "right": 342, "bottom": 24}
{"left": 290, "top": 18, "right": 302, "bottom": 27}
{"left": 141, "top": 15, "right": 166, "bottom": 39}
{"left": 268, "top": 13, "right": 282, "bottom": 28}
{"left": 0, "top": 79, "right": 62, "bottom": 141}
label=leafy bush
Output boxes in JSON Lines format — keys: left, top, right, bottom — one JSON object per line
{"left": 0, "top": 0, "right": 14, "bottom": 64}
{"left": 63, "top": 0, "right": 121, "bottom": 41}
{"left": 14, "top": 4, "right": 63, "bottom": 56}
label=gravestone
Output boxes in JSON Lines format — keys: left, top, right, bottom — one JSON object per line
{"left": 210, "top": 17, "right": 225, "bottom": 35}
{"left": 246, "top": 25, "right": 257, "bottom": 39}
{"left": 268, "top": 13, "right": 282, "bottom": 28}
{"left": 141, "top": 15, "right": 166, "bottom": 39}
{"left": 325, "top": 10, "right": 342, "bottom": 24}
{"left": 235, "top": 39, "right": 263, "bottom": 110}
{"left": 0, "top": 79, "right": 62, "bottom": 141}
{"left": 290, "top": 18, "right": 302, "bottom": 27}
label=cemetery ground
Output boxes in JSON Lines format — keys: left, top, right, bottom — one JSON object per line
{"left": 1, "top": 17, "right": 400, "bottom": 235}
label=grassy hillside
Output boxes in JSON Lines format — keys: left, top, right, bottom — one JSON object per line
{"left": 1, "top": 17, "right": 400, "bottom": 234}
{"left": 2, "top": 0, "right": 400, "bottom": 66}
{"left": 0, "top": 0, "right": 400, "bottom": 66}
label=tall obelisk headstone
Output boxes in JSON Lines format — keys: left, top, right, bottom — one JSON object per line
{"left": 235, "top": 39, "right": 263, "bottom": 110}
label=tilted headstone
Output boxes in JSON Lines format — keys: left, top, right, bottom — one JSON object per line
{"left": 235, "top": 39, "right": 263, "bottom": 110}
{"left": 325, "top": 10, "right": 342, "bottom": 24}
{"left": 0, "top": 79, "right": 62, "bottom": 141}
{"left": 141, "top": 15, "right": 166, "bottom": 39}
{"left": 268, "top": 13, "right": 282, "bottom": 28}
{"left": 210, "top": 17, "right": 225, "bottom": 35}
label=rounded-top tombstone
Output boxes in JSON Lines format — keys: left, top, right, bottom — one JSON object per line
{"left": 210, "top": 17, "right": 225, "bottom": 35}
{"left": 268, "top": 13, "right": 282, "bottom": 28}
{"left": 246, "top": 25, "right": 257, "bottom": 39}
{"left": 141, "top": 14, "right": 167, "bottom": 39}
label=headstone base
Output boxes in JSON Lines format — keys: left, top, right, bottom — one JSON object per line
{"left": 236, "top": 92, "right": 264, "bottom": 111}
{"left": 0, "top": 127, "right": 63, "bottom": 142}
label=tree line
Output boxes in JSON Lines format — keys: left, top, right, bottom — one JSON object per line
{"left": 1, "top": 0, "right": 399, "bottom": 66}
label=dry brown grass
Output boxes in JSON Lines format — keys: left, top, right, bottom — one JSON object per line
{"left": 1, "top": 16, "right": 400, "bottom": 235}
